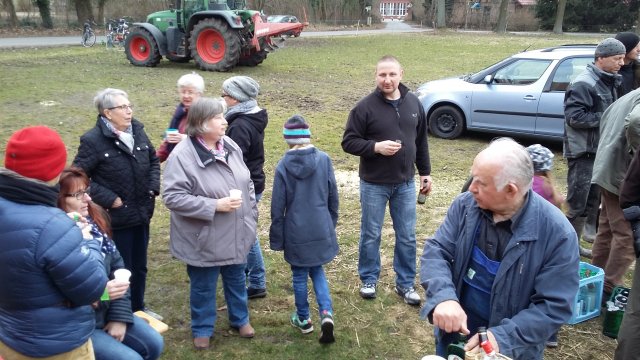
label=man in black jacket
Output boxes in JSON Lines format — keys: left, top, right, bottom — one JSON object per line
{"left": 342, "top": 55, "right": 432, "bottom": 306}
{"left": 563, "top": 38, "right": 625, "bottom": 258}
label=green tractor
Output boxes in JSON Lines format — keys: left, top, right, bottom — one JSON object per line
{"left": 124, "top": 0, "right": 305, "bottom": 72}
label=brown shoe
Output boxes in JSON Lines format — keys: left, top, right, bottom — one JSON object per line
{"left": 193, "top": 337, "right": 210, "bottom": 350}
{"left": 236, "top": 323, "right": 255, "bottom": 338}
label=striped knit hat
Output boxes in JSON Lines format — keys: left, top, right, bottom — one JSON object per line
{"left": 283, "top": 115, "right": 311, "bottom": 145}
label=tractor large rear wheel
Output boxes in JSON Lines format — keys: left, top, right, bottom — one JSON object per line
{"left": 125, "top": 27, "right": 161, "bottom": 67}
{"left": 190, "top": 18, "right": 240, "bottom": 72}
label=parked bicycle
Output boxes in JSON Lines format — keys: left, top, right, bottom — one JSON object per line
{"left": 106, "top": 18, "right": 130, "bottom": 48}
{"left": 81, "top": 19, "right": 97, "bottom": 47}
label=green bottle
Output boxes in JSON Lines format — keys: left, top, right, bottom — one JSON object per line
{"left": 446, "top": 332, "right": 467, "bottom": 360}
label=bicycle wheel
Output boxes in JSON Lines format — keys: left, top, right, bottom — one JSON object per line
{"left": 83, "top": 31, "right": 96, "bottom": 47}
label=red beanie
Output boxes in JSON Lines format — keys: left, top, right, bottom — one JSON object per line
{"left": 5, "top": 126, "right": 67, "bottom": 182}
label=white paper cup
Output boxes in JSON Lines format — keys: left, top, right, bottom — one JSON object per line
{"left": 166, "top": 128, "right": 179, "bottom": 136}
{"left": 114, "top": 268, "right": 131, "bottom": 283}
{"left": 229, "top": 189, "right": 242, "bottom": 199}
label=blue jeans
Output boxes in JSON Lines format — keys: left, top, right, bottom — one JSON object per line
{"left": 112, "top": 224, "right": 149, "bottom": 312}
{"left": 246, "top": 192, "right": 266, "bottom": 290}
{"left": 358, "top": 179, "right": 417, "bottom": 288}
{"left": 91, "top": 315, "right": 164, "bottom": 360}
{"left": 291, "top": 265, "right": 333, "bottom": 319}
{"left": 187, "top": 263, "right": 250, "bottom": 338}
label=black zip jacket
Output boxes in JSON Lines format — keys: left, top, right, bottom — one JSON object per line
{"left": 342, "top": 83, "right": 430, "bottom": 183}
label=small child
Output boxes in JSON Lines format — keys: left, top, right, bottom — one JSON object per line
{"left": 526, "top": 144, "right": 565, "bottom": 209}
{"left": 526, "top": 144, "right": 564, "bottom": 349}
{"left": 269, "top": 115, "right": 339, "bottom": 344}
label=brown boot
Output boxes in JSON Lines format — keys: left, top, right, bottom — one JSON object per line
{"left": 235, "top": 323, "right": 255, "bottom": 338}
{"left": 193, "top": 337, "right": 210, "bottom": 350}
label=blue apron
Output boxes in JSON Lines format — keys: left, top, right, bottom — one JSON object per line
{"left": 460, "top": 222, "right": 501, "bottom": 331}
{"left": 436, "top": 222, "right": 502, "bottom": 356}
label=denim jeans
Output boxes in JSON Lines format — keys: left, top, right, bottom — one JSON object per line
{"left": 566, "top": 156, "right": 600, "bottom": 221}
{"left": 91, "top": 316, "right": 164, "bottom": 360}
{"left": 186, "top": 263, "right": 249, "bottom": 338}
{"left": 112, "top": 224, "right": 149, "bottom": 312}
{"left": 246, "top": 193, "right": 266, "bottom": 290}
{"left": 291, "top": 265, "right": 333, "bottom": 320}
{"left": 358, "top": 179, "right": 417, "bottom": 289}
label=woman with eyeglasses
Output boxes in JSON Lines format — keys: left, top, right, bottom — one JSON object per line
{"left": 156, "top": 72, "right": 205, "bottom": 163}
{"left": 58, "top": 167, "right": 163, "bottom": 360}
{"left": 162, "top": 97, "right": 258, "bottom": 350}
{"left": 74, "top": 88, "right": 161, "bottom": 315}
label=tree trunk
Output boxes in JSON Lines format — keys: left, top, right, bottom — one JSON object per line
{"left": 494, "top": 0, "right": 509, "bottom": 33}
{"left": 97, "top": 0, "right": 108, "bottom": 26}
{"left": 75, "top": 0, "right": 94, "bottom": 24}
{"left": 35, "top": 0, "right": 53, "bottom": 28}
{"left": 2, "top": 0, "right": 19, "bottom": 27}
{"left": 436, "top": 0, "right": 445, "bottom": 28}
{"left": 553, "top": 0, "right": 567, "bottom": 34}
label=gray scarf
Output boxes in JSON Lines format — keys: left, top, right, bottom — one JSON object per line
{"left": 225, "top": 99, "right": 258, "bottom": 118}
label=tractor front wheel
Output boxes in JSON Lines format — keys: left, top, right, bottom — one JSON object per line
{"left": 125, "top": 27, "right": 161, "bottom": 67}
{"left": 190, "top": 18, "right": 241, "bottom": 72}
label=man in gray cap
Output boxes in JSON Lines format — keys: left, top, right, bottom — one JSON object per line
{"left": 615, "top": 31, "right": 640, "bottom": 96}
{"left": 563, "top": 37, "right": 625, "bottom": 259}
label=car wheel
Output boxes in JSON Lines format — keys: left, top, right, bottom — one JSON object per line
{"left": 428, "top": 105, "right": 465, "bottom": 139}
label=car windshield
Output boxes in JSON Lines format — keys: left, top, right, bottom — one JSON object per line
{"left": 464, "top": 57, "right": 515, "bottom": 83}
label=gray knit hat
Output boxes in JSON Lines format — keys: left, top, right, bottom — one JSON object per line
{"left": 595, "top": 38, "right": 626, "bottom": 58}
{"left": 526, "top": 144, "right": 554, "bottom": 173}
{"left": 283, "top": 115, "right": 311, "bottom": 145}
{"left": 222, "top": 76, "right": 260, "bottom": 102}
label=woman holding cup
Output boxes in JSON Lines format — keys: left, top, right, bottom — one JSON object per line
{"left": 156, "top": 72, "right": 205, "bottom": 162}
{"left": 162, "top": 97, "right": 258, "bottom": 350}
{"left": 58, "top": 167, "right": 163, "bottom": 360}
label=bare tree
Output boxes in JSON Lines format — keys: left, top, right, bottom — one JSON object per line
{"left": 436, "top": 0, "right": 445, "bottom": 28}
{"left": 74, "top": 0, "right": 94, "bottom": 24}
{"left": 2, "top": 0, "right": 19, "bottom": 27}
{"left": 494, "top": 0, "right": 509, "bottom": 33}
{"left": 34, "top": 0, "right": 53, "bottom": 28}
{"left": 96, "top": 0, "right": 109, "bottom": 25}
{"left": 552, "top": 0, "right": 567, "bottom": 34}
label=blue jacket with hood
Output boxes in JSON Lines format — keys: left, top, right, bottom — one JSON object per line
{"left": 269, "top": 146, "right": 339, "bottom": 267}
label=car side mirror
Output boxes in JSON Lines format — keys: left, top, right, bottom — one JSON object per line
{"left": 483, "top": 74, "right": 493, "bottom": 84}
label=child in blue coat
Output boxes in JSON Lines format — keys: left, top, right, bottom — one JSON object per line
{"left": 269, "top": 115, "right": 339, "bottom": 344}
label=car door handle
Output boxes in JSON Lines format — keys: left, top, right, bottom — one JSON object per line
{"left": 523, "top": 95, "right": 537, "bottom": 101}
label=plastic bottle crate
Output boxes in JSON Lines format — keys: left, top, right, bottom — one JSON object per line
{"left": 568, "top": 262, "right": 604, "bottom": 325}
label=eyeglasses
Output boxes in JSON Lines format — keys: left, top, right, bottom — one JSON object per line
{"left": 108, "top": 104, "right": 134, "bottom": 111}
{"left": 65, "top": 187, "right": 90, "bottom": 200}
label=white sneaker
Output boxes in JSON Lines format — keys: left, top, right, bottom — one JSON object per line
{"left": 396, "top": 285, "right": 421, "bottom": 306}
{"left": 359, "top": 283, "right": 376, "bottom": 299}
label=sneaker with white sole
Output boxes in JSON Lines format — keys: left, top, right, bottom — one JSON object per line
{"left": 359, "top": 283, "right": 376, "bottom": 299}
{"left": 395, "top": 285, "right": 421, "bottom": 306}
{"left": 290, "top": 312, "right": 314, "bottom": 334}
{"left": 319, "top": 310, "right": 335, "bottom": 344}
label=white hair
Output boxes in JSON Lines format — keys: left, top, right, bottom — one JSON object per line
{"left": 481, "top": 138, "right": 533, "bottom": 193}
{"left": 94, "top": 88, "right": 128, "bottom": 114}
{"left": 177, "top": 72, "right": 205, "bottom": 93}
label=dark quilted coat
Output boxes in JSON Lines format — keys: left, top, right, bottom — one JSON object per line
{"left": 73, "top": 116, "right": 161, "bottom": 230}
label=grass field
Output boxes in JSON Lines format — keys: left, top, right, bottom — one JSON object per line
{"left": 0, "top": 30, "right": 625, "bottom": 359}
